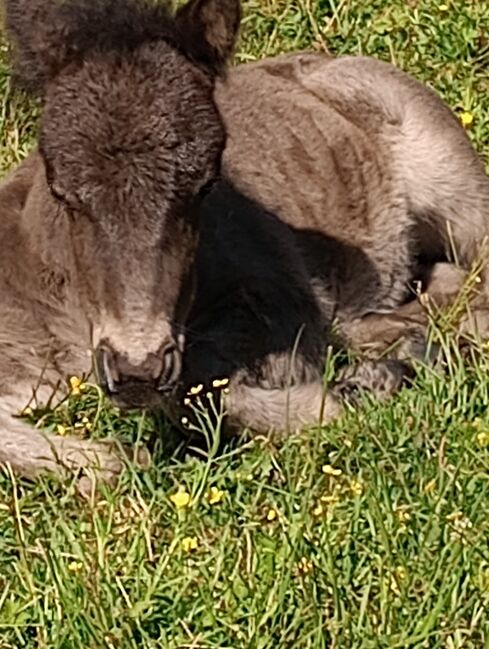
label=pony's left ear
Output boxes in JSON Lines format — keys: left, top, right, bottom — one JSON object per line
{"left": 175, "top": 0, "right": 241, "bottom": 72}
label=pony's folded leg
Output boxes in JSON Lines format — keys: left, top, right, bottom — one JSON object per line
{"left": 223, "top": 358, "right": 414, "bottom": 436}
{"left": 0, "top": 401, "right": 149, "bottom": 495}
{"left": 223, "top": 379, "right": 341, "bottom": 437}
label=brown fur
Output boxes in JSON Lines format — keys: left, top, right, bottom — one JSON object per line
{"left": 1, "top": 0, "right": 489, "bottom": 486}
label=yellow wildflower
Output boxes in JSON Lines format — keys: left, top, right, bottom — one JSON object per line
{"left": 476, "top": 431, "right": 489, "bottom": 448}
{"left": 181, "top": 536, "right": 198, "bottom": 553}
{"left": 395, "top": 566, "right": 407, "bottom": 580}
{"left": 188, "top": 384, "right": 203, "bottom": 396}
{"left": 207, "top": 486, "right": 225, "bottom": 505}
{"left": 21, "top": 406, "right": 33, "bottom": 417}
{"left": 395, "top": 506, "right": 411, "bottom": 523}
{"left": 460, "top": 111, "right": 474, "bottom": 129}
{"left": 424, "top": 479, "right": 437, "bottom": 493}
{"left": 69, "top": 376, "right": 86, "bottom": 395}
{"left": 322, "top": 464, "right": 342, "bottom": 476}
{"left": 68, "top": 561, "right": 83, "bottom": 573}
{"left": 447, "top": 511, "right": 472, "bottom": 528}
{"left": 170, "top": 488, "right": 191, "bottom": 509}
{"left": 296, "top": 557, "right": 314, "bottom": 575}
{"left": 266, "top": 508, "right": 278, "bottom": 522}
{"left": 56, "top": 424, "right": 67, "bottom": 436}
{"left": 447, "top": 510, "right": 473, "bottom": 543}
{"left": 212, "top": 378, "right": 230, "bottom": 389}
{"left": 350, "top": 479, "right": 364, "bottom": 496}
{"left": 320, "top": 493, "right": 340, "bottom": 505}
{"left": 390, "top": 566, "right": 408, "bottom": 594}
{"left": 439, "top": 3, "right": 449, "bottom": 10}
{"left": 312, "top": 503, "right": 324, "bottom": 517}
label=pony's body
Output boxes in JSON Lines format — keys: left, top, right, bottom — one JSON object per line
{"left": 1, "top": 0, "right": 488, "bottom": 484}
{"left": 218, "top": 53, "right": 489, "bottom": 316}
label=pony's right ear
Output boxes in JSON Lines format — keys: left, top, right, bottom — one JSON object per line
{"left": 175, "top": 0, "right": 241, "bottom": 73}
{"left": 4, "top": 0, "right": 75, "bottom": 93}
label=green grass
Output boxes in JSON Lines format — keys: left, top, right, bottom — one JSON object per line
{"left": 1, "top": 1, "right": 489, "bottom": 647}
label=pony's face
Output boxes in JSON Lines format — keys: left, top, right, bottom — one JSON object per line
{"left": 5, "top": 0, "right": 241, "bottom": 407}
{"left": 41, "top": 42, "right": 224, "bottom": 406}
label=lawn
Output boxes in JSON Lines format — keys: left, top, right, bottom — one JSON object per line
{"left": 1, "top": 1, "right": 489, "bottom": 647}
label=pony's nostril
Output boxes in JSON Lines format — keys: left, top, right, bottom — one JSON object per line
{"left": 96, "top": 341, "right": 181, "bottom": 397}
{"left": 157, "top": 345, "right": 182, "bottom": 392}
{"left": 96, "top": 345, "right": 120, "bottom": 395}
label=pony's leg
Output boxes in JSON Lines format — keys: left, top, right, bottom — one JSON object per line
{"left": 0, "top": 386, "right": 149, "bottom": 493}
{"left": 174, "top": 358, "right": 411, "bottom": 436}
{"left": 218, "top": 358, "right": 413, "bottom": 436}
{"left": 222, "top": 377, "right": 340, "bottom": 436}
{"left": 341, "top": 263, "right": 469, "bottom": 360}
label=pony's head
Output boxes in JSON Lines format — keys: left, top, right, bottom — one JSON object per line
{"left": 5, "top": 0, "right": 241, "bottom": 407}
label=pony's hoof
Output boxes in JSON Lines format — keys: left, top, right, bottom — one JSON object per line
{"left": 332, "top": 359, "right": 414, "bottom": 406}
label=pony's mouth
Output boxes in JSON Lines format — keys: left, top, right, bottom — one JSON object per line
{"left": 105, "top": 379, "right": 176, "bottom": 411}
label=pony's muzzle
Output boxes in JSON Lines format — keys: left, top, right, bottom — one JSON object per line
{"left": 95, "top": 341, "right": 182, "bottom": 408}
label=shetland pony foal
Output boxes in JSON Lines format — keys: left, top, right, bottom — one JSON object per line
{"left": 1, "top": 0, "right": 489, "bottom": 487}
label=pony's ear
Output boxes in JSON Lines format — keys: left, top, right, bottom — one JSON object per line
{"left": 175, "top": 0, "right": 241, "bottom": 72}
{"left": 4, "top": 0, "right": 69, "bottom": 92}
{"left": 4, "top": 0, "right": 175, "bottom": 94}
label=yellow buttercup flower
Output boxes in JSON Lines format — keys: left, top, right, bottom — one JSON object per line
{"left": 350, "top": 479, "right": 364, "bottom": 496}
{"left": 80, "top": 416, "right": 92, "bottom": 431}
{"left": 266, "top": 508, "right": 278, "bottom": 522}
{"left": 181, "top": 536, "right": 198, "bottom": 553}
{"left": 476, "top": 431, "right": 489, "bottom": 448}
{"left": 395, "top": 506, "right": 411, "bottom": 523}
{"left": 68, "top": 561, "right": 83, "bottom": 573}
{"left": 170, "top": 489, "right": 191, "bottom": 509}
{"left": 395, "top": 566, "right": 407, "bottom": 580}
{"left": 460, "top": 111, "right": 474, "bottom": 128}
{"left": 320, "top": 492, "right": 340, "bottom": 505}
{"left": 207, "top": 486, "right": 225, "bottom": 505}
{"left": 212, "top": 378, "right": 230, "bottom": 389}
{"left": 312, "top": 503, "right": 324, "bottom": 517}
{"left": 322, "top": 464, "right": 342, "bottom": 476}
{"left": 296, "top": 557, "right": 314, "bottom": 575}
{"left": 69, "top": 376, "right": 86, "bottom": 395}
{"left": 56, "top": 424, "right": 67, "bottom": 436}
